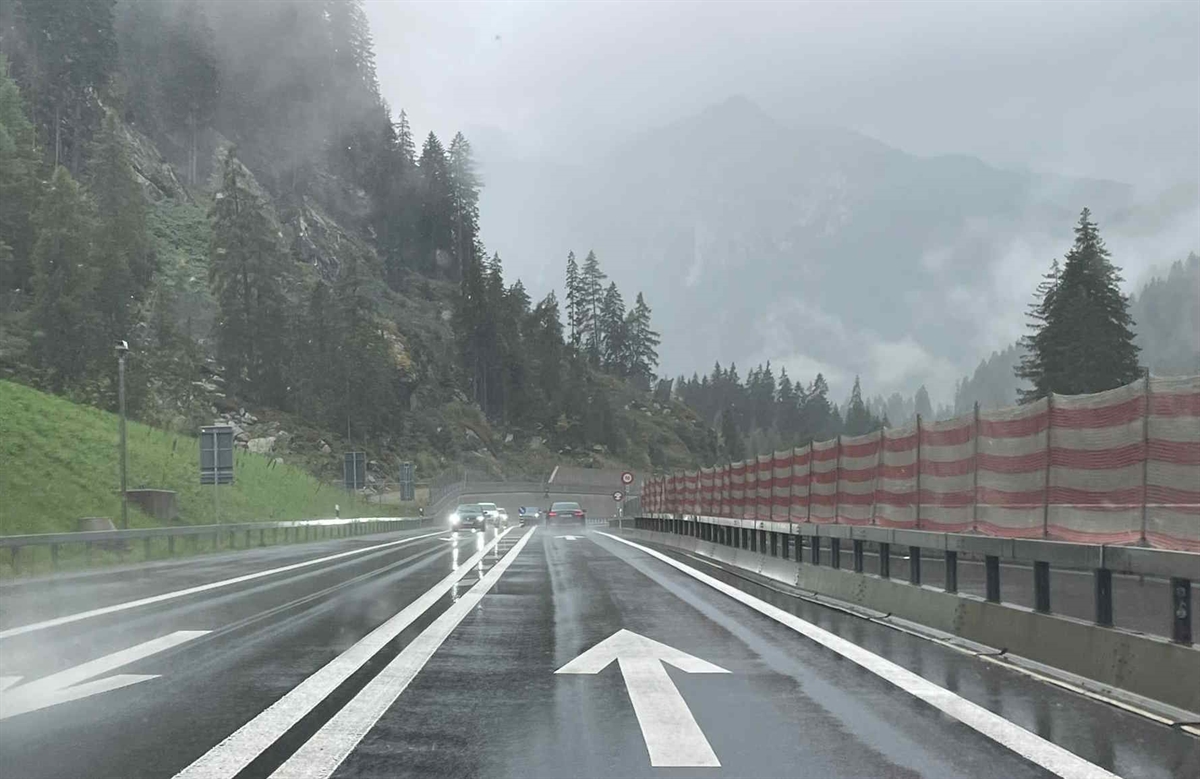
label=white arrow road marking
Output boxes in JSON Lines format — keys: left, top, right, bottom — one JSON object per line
{"left": 556, "top": 629, "right": 727, "bottom": 767}
{"left": 0, "top": 531, "right": 445, "bottom": 640}
{"left": 597, "top": 532, "right": 1121, "bottom": 779}
{"left": 0, "top": 630, "right": 209, "bottom": 720}
{"left": 268, "top": 528, "right": 537, "bottom": 779}
{"left": 173, "top": 528, "right": 514, "bottom": 779}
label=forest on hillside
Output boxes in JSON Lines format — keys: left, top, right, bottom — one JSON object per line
{"left": 0, "top": 0, "right": 706, "bottom": 482}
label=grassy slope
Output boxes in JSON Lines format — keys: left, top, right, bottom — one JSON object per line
{"left": 0, "top": 380, "right": 381, "bottom": 535}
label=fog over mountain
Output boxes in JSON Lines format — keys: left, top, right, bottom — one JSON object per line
{"left": 367, "top": 0, "right": 1200, "bottom": 404}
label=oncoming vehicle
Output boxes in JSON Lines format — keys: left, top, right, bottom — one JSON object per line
{"left": 477, "top": 502, "right": 500, "bottom": 523}
{"left": 448, "top": 504, "right": 487, "bottom": 530}
{"left": 495, "top": 507, "right": 509, "bottom": 525}
{"left": 546, "top": 501, "right": 585, "bottom": 525}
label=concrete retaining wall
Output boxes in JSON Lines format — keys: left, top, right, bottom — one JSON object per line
{"left": 613, "top": 527, "right": 1200, "bottom": 714}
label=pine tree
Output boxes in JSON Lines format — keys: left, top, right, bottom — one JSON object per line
{"left": 86, "top": 110, "right": 153, "bottom": 348}
{"left": 843, "top": 376, "right": 877, "bottom": 436}
{"left": 15, "top": 0, "right": 117, "bottom": 173}
{"left": 624, "top": 292, "right": 660, "bottom": 388}
{"left": 159, "top": 2, "right": 218, "bottom": 186}
{"left": 599, "top": 282, "right": 627, "bottom": 371}
{"left": 914, "top": 384, "right": 933, "bottom": 421}
{"left": 208, "top": 148, "right": 290, "bottom": 404}
{"left": 1016, "top": 260, "right": 1060, "bottom": 403}
{"left": 0, "top": 52, "right": 42, "bottom": 292}
{"left": 580, "top": 250, "right": 606, "bottom": 363}
{"left": 447, "top": 132, "right": 481, "bottom": 282}
{"left": 1017, "top": 210, "right": 1140, "bottom": 399}
{"left": 417, "top": 132, "right": 452, "bottom": 275}
{"left": 721, "top": 405, "right": 745, "bottom": 461}
{"left": 30, "top": 167, "right": 96, "bottom": 390}
{"left": 564, "top": 251, "right": 586, "bottom": 351}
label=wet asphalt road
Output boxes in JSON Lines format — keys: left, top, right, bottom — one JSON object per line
{"left": 0, "top": 504, "right": 1195, "bottom": 779}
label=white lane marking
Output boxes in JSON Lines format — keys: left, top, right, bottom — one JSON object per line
{"left": 556, "top": 629, "right": 727, "bottom": 767}
{"left": 597, "top": 532, "right": 1120, "bottom": 779}
{"left": 0, "top": 630, "right": 209, "bottom": 720}
{"left": 172, "top": 528, "right": 512, "bottom": 779}
{"left": 558, "top": 535, "right": 582, "bottom": 541}
{"left": 269, "top": 528, "right": 537, "bottom": 779}
{"left": 0, "top": 531, "right": 446, "bottom": 640}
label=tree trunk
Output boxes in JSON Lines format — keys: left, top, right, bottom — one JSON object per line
{"left": 189, "top": 108, "right": 197, "bottom": 186}
{"left": 54, "top": 101, "right": 61, "bottom": 168}
{"left": 71, "top": 97, "right": 82, "bottom": 175}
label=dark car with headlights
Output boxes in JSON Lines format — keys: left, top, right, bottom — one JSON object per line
{"left": 449, "top": 503, "right": 486, "bottom": 530}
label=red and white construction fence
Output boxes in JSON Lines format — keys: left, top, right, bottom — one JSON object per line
{"left": 642, "top": 375, "right": 1200, "bottom": 551}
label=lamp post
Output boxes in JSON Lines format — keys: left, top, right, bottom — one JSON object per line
{"left": 116, "top": 340, "right": 129, "bottom": 529}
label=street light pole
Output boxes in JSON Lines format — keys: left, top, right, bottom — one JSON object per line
{"left": 117, "top": 340, "right": 129, "bottom": 529}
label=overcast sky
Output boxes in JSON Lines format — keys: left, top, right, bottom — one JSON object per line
{"left": 366, "top": 0, "right": 1199, "bottom": 193}
{"left": 364, "top": 0, "right": 1199, "bottom": 403}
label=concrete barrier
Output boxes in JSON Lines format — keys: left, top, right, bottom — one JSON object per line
{"left": 612, "top": 527, "right": 1200, "bottom": 715}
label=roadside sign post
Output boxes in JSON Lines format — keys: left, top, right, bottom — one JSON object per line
{"left": 344, "top": 452, "right": 366, "bottom": 492}
{"left": 398, "top": 461, "right": 415, "bottom": 502}
{"left": 200, "top": 426, "right": 235, "bottom": 524}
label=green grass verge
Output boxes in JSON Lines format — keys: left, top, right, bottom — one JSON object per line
{"left": 0, "top": 380, "right": 388, "bottom": 536}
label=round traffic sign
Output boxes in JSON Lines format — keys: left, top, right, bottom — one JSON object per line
{"left": 612, "top": 490, "right": 625, "bottom": 502}
{"left": 621, "top": 471, "right": 634, "bottom": 485}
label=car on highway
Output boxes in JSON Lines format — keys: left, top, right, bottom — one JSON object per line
{"left": 448, "top": 503, "right": 487, "bottom": 530}
{"left": 495, "top": 507, "right": 509, "bottom": 525}
{"left": 546, "top": 501, "right": 585, "bottom": 525}
{"left": 519, "top": 506, "right": 541, "bottom": 526}
{"left": 477, "top": 502, "right": 500, "bottom": 522}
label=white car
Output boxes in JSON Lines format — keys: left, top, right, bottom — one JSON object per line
{"left": 477, "top": 502, "right": 500, "bottom": 524}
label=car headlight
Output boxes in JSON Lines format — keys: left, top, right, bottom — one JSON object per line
{"left": 449, "top": 513, "right": 460, "bottom": 524}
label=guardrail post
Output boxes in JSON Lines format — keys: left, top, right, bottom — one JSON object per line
{"left": 87, "top": 541, "right": 94, "bottom": 564}
{"left": 1171, "top": 578, "right": 1192, "bottom": 644}
{"left": 945, "top": 551, "right": 957, "bottom": 593}
{"left": 810, "top": 535, "right": 820, "bottom": 565}
{"left": 144, "top": 537, "right": 151, "bottom": 561}
{"left": 879, "top": 542, "right": 890, "bottom": 578}
{"left": 169, "top": 535, "right": 176, "bottom": 556}
{"left": 1033, "top": 561, "right": 1051, "bottom": 613}
{"left": 244, "top": 530, "right": 251, "bottom": 548}
{"left": 10, "top": 546, "right": 18, "bottom": 575}
{"left": 259, "top": 529, "right": 265, "bottom": 547}
{"left": 781, "top": 533, "right": 789, "bottom": 559}
{"left": 212, "top": 530, "right": 218, "bottom": 550}
{"left": 985, "top": 556, "right": 1001, "bottom": 602}
{"left": 1094, "top": 568, "right": 1112, "bottom": 626}
{"left": 50, "top": 543, "right": 59, "bottom": 570}
{"left": 909, "top": 546, "right": 921, "bottom": 585}
{"left": 830, "top": 537, "right": 841, "bottom": 569}
{"left": 853, "top": 539, "right": 864, "bottom": 572}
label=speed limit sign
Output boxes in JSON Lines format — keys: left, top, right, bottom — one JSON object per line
{"left": 621, "top": 471, "right": 634, "bottom": 485}
{"left": 612, "top": 490, "right": 624, "bottom": 502}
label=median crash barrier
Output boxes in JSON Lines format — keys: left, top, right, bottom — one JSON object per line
{"left": 0, "top": 516, "right": 436, "bottom": 575}
{"left": 618, "top": 516, "right": 1200, "bottom": 715}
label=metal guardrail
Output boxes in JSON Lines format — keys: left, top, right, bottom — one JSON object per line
{"left": 628, "top": 515, "right": 1198, "bottom": 645}
{"left": 0, "top": 516, "right": 434, "bottom": 574}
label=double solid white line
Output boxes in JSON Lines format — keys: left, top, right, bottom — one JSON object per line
{"left": 271, "top": 527, "right": 538, "bottom": 779}
{"left": 175, "top": 527, "right": 530, "bottom": 779}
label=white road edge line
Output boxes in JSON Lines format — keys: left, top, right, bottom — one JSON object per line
{"left": 0, "top": 530, "right": 447, "bottom": 640}
{"left": 596, "top": 531, "right": 1120, "bottom": 779}
{"left": 172, "top": 527, "right": 514, "bottom": 779}
{"left": 269, "top": 527, "right": 538, "bottom": 779}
